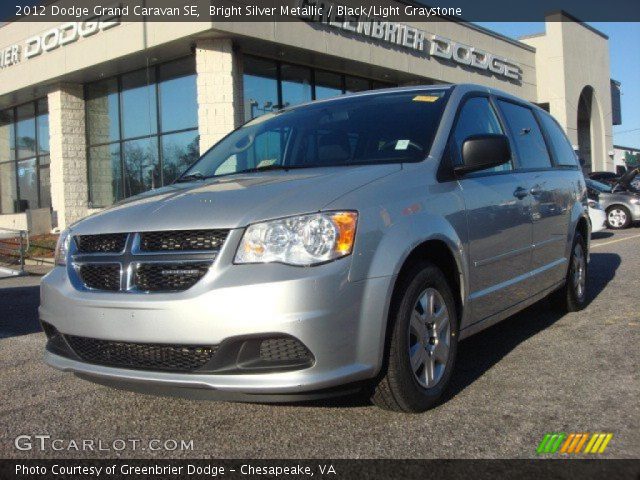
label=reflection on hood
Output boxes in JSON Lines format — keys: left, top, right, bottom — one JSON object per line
{"left": 71, "top": 165, "right": 400, "bottom": 234}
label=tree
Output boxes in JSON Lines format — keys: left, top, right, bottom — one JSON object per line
{"left": 624, "top": 151, "right": 640, "bottom": 168}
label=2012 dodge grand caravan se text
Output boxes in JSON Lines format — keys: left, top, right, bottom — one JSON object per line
{"left": 40, "top": 84, "right": 590, "bottom": 412}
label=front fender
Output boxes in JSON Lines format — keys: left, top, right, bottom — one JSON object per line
{"left": 348, "top": 201, "right": 470, "bottom": 324}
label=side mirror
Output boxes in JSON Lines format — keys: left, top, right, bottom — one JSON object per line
{"left": 455, "top": 134, "right": 511, "bottom": 175}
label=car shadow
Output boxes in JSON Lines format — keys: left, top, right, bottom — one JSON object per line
{"left": 298, "top": 252, "right": 621, "bottom": 409}
{"left": 592, "top": 231, "right": 614, "bottom": 240}
{"left": 442, "top": 251, "right": 620, "bottom": 403}
{"left": 0, "top": 284, "right": 41, "bottom": 339}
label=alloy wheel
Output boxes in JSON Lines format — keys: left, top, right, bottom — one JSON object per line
{"left": 408, "top": 288, "right": 451, "bottom": 389}
{"left": 572, "top": 242, "right": 586, "bottom": 301}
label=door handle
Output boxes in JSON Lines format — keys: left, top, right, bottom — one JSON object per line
{"left": 530, "top": 185, "right": 542, "bottom": 196}
{"left": 513, "top": 186, "right": 528, "bottom": 199}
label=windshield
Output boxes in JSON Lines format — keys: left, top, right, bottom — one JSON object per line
{"left": 180, "top": 89, "right": 449, "bottom": 180}
{"left": 586, "top": 178, "right": 612, "bottom": 193}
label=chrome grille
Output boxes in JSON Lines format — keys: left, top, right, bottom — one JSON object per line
{"left": 76, "top": 233, "right": 127, "bottom": 253}
{"left": 69, "top": 230, "right": 227, "bottom": 293}
{"left": 77, "top": 264, "right": 121, "bottom": 291}
{"left": 64, "top": 335, "right": 219, "bottom": 372}
{"left": 139, "top": 230, "right": 227, "bottom": 252}
{"left": 135, "top": 262, "right": 211, "bottom": 292}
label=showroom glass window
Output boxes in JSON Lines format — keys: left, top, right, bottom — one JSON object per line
{"left": 85, "top": 56, "right": 199, "bottom": 207}
{"left": 0, "top": 99, "right": 50, "bottom": 214}
{"left": 243, "top": 55, "right": 395, "bottom": 121}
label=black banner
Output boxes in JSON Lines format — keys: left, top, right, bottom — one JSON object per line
{"left": 1, "top": 0, "right": 640, "bottom": 23}
{"left": 1, "top": 460, "right": 639, "bottom": 480}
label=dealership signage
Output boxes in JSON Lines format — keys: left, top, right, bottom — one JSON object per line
{"left": 297, "top": 0, "right": 522, "bottom": 81}
{"left": 0, "top": 17, "right": 119, "bottom": 70}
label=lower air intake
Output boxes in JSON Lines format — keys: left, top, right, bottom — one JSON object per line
{"left": 64, "top": 335, "right": 219, "bottom": 372}
{"left": 259, "top": 337, "right": 313, "bottom": 362}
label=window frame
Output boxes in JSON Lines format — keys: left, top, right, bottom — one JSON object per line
{"left": 243, "top": 54, "right": 396, "bottom": 122}
{"left": 85, "top": 55, "right": 199, "bottom": 207}
{"left": 494, "top": 97, "right": 556, "bottom": 172}
{"left": 0, "top": 98, "right": 50, "bottom": 213}
{"left": 534, "top": 109, "right": 580, "bottom": 170}
{"left": 441, "top": 92, "right": 517, "bottom": 180}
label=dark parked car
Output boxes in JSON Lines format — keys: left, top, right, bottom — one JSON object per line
{"left": 588, "top": 169, "right": 639, "bottom": 193}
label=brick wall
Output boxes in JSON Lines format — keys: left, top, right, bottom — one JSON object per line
{"left": 48, "top": 84, "right": 88, "bottom": 229}
{"left": 195, "top": 38, "right": 244, "bottom": 154}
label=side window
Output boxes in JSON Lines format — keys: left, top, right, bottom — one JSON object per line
{"left": 538, "top": 113, "right": 578, "bottom": 167}
{"left": 452, "top": 97, "right": 511, "bottom": 173}
{"left": 497, "top": 100, "right": 552, "bottom": 169}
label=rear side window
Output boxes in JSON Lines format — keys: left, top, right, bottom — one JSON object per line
{"left": 538, "top": 113, "right": 578, "bottom": 167}
{"left": 451, "top": 97, "right": 511, "bottom": 173}
{"left": 497, "top": 100, "right": 552, "bottom": 169}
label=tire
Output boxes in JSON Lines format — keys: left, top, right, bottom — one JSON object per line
{"left": 550, "top": 232, "right": 588, "bottom": 312}
{"left": 606, "top": 206, "right": 631, "bottom": 229}
{"left": 371, "top": 262, "right": 458, "bottom": 413}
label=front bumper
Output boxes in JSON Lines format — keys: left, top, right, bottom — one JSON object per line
{"left": 40, "top": 255, "right": 394, "bottom": 396}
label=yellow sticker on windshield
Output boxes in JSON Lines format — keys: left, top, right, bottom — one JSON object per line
{"left": 413, "top": 95, "right": 440, "bottom": 102}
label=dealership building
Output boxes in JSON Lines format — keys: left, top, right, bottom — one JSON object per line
{"left": 0, "top": 2, "right": 624, "bottom": 233}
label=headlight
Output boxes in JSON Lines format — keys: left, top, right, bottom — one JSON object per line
{"left": 235, "top": 211, "right": 358, "bottom": 266}
{"left": 587, "top": 200, "right": 600, "bottom": 209}
{"left": 54, "top": 229, "right": 71, "bottom": 266}
{"left": 630, "top": 197, "right": 640, "bottom": 205}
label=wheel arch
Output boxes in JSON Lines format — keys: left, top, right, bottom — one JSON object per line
{"left": 390, "top": 239, "right": 464, "bottom": 326}
{"left": 371, "top": 237, "right": 465, "bottom": 383}
{"left": 605, "top": 203, "right": 630, "bottom": 213}
{"left": 576, "top": 215, "right": 589, "bottom": 243}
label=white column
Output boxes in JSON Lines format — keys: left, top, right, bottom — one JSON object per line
{"left": 48, "top": 84, "right": 88, "bottom": 230}
{"left": 195, "top": 38, "right": 244, "bottom": 154}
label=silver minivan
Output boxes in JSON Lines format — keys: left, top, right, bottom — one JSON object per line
{"left": 41, "top": 84, "right": 590, "bottom": 412}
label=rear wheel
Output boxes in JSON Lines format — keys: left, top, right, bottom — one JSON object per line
{"left": 371, "top": 262, "right": 458, "bottom": 413}
{"left": 606, "top": 206, "right": 631, "bottom": 229}
{"left": 550, "top": 232, "right": 588, "bottom": 312}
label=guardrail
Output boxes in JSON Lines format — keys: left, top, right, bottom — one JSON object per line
{"left": 0, "top": 228, "right": 28, "bottom": 276}
{"left": 0, "top": 228, "right": 57, "bottom": 276}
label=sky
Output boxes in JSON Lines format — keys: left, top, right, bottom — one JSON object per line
{"left": 476, "top": 22, "right": 640, "bottom": 148}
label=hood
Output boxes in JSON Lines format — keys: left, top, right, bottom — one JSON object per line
{"left": 71, "top": 165, "right": 400, "bottom": 234}
{"left": 616, "top": 168, "right": 638, "bottom": 190}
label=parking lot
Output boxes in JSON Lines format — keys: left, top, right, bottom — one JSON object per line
{"left": 1, "top": 229, "right": 638, "bottom": 459}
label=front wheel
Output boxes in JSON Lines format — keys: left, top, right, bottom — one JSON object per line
{"left": 606, "top": 206, "right": 631, "bottom": 229}
{"left": 371, "top": 262, "right": 458, "bottom": 413}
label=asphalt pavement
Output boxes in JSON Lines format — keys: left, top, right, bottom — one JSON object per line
{"left": 1, "top": 229, "right": 638, "bottom": 459}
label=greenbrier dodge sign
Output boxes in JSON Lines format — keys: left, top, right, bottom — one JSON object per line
{"left": 297, "top": 0, "right": 522, "bottom": 82}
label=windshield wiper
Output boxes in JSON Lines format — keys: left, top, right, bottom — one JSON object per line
{"left": 232, "top": 164, "right": 306, "bottom": 175}
{"left": 175, "top": 172, "right": 207, "bottom": 183}
{"left": 178, "top": 164, "right": 320, "bottom": 182}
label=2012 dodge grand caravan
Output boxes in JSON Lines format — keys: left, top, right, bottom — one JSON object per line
{"left": 41, "top": 84, "right": 590, "bottom": 412}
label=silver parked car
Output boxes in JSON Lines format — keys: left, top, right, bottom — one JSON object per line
{"left": 41, "top": 84, "right": 590, "bottom": 412}
{"left": 586, "top": 176, "right": 640, "bottom": 229}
